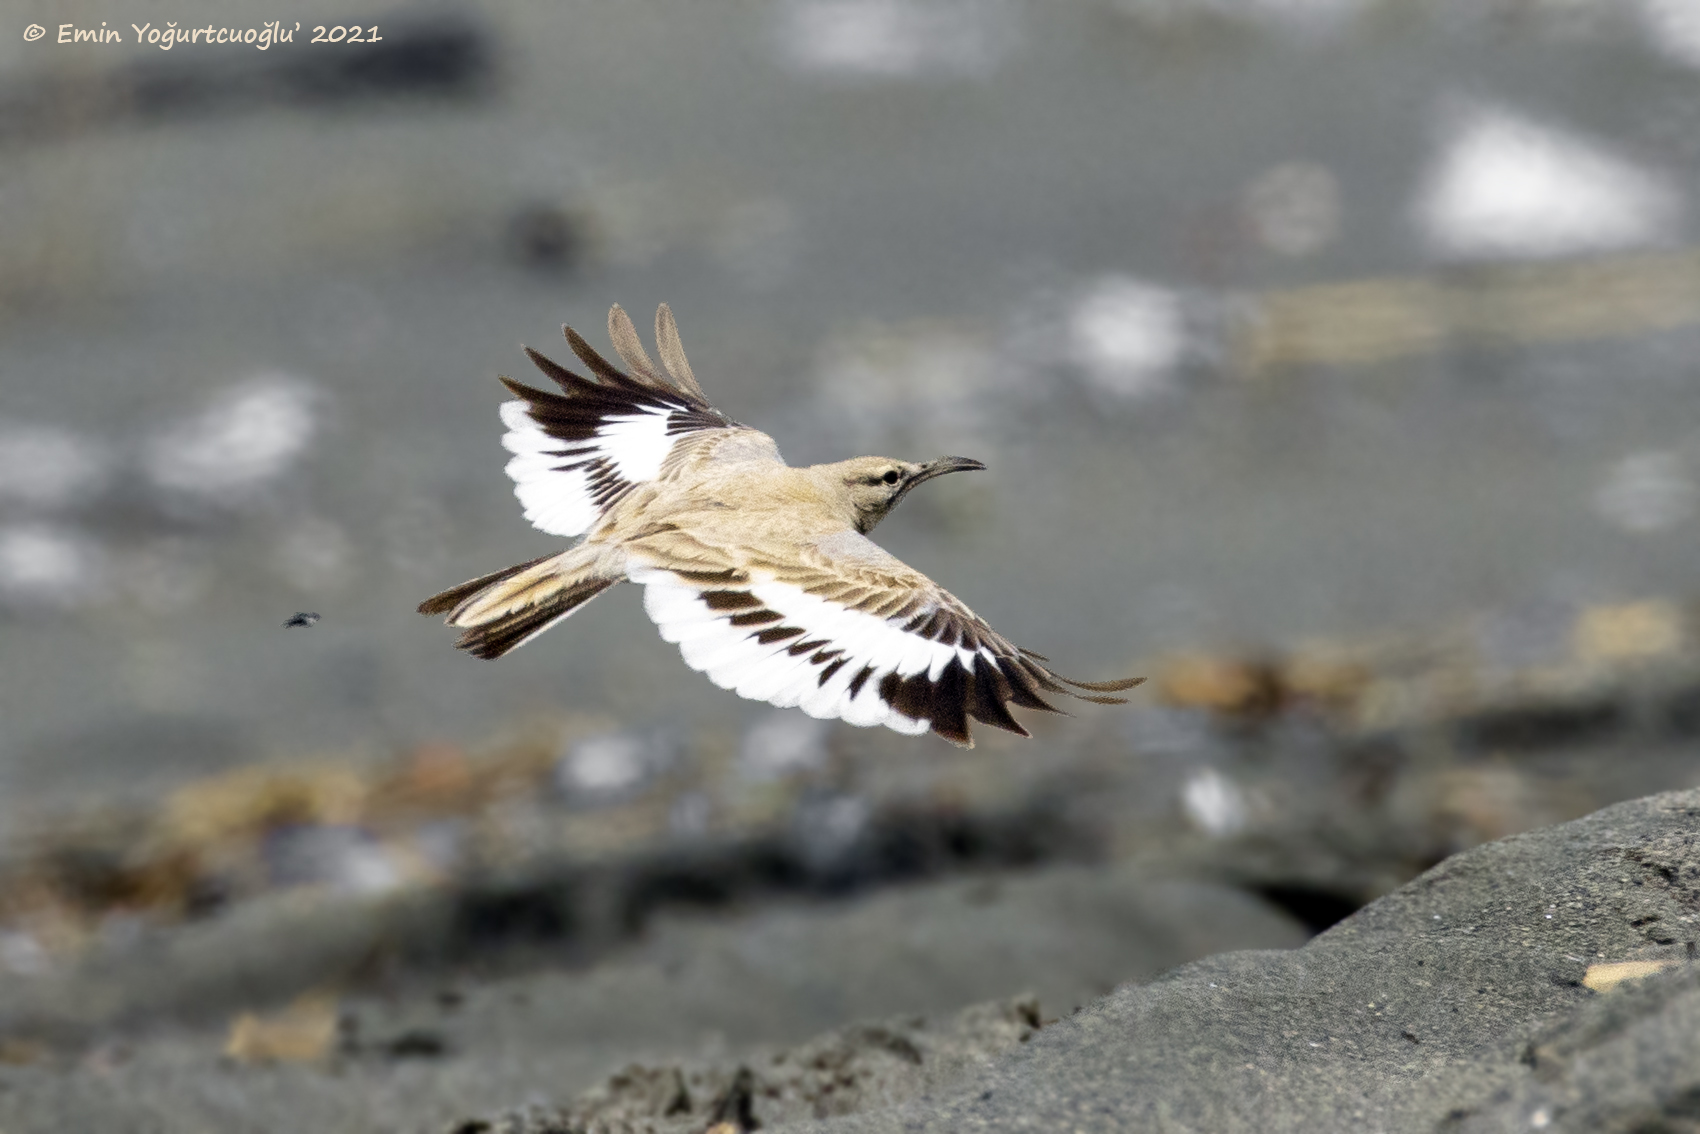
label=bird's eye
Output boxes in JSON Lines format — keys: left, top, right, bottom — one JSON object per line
{"left": 882, "top": 469, "right": 900, "bottom": 485}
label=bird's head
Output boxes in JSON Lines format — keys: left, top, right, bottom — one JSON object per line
{"left": 827, "top": 455, "right": 986, "bottom": 533}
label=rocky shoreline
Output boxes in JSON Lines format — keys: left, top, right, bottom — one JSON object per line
{"left": 461, "top": 788, "right": 1700, "bottom": 1134}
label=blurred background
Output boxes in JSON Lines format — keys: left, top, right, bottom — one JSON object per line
{"left": 9, "top": 0, "right": 1700, "bottom": 811}
{"left": 4, "top": 0, "right": 1700, "bottom": 1127}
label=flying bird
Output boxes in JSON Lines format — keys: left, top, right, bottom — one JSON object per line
{"left": 419, "top": 304, "right": 1142, "bottom": 747}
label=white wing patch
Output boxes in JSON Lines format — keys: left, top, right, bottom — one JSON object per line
{"left": 631, "top": 564, "right": 1020, "bottom": 740}
{"left": 500, "top": 400, "right": 674, "bottom": 537}
{"left": 492, "top": 324, "right": 751, "bottom": 539}
{"left": 582, "top": 410, "right": 675, "bottom": 482}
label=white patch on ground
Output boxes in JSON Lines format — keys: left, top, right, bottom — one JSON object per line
{"left": 1637, "top": 0, "right": 1700, "bottom": 70}
{"left": 1593, "top": 450, "right": 1695, "bottom": 533}
{"left": 0, "top": 523, "right": 107, "bottom": 611}
{"left": 776, "top": 0, "right": 1022, "bottom": 81}
{"left": 0, "top": 422, "right": 111, "bottom": 512}
{"left": 560, "top": 733, "right": 649, "bottom": 795}
{"left": 1414, "top": 104, "right": 1683, "bottom": 260}
{"left": 557, "top": 731, "right": 675, "bottom": 802}
{"left": 1181, "top": 768, "right": 1249, "bottom": 836}
{"left": 263, "top": 825, "right": 406, "bottom": 895}
{"left": 143, "top": 376, "right": 320, "bottom": 510}
{"left": 1066, "top": 276, "right": 1189, "bottom": 402}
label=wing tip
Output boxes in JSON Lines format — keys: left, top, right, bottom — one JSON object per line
{"left": 1064, "top": 675, "right": 1147, "bottom": 694}
{"left": 607, "top": 303, "right": 665, "bottom": 385}
{"left": 654, "top": 302, "right": 709, "bottom": 401}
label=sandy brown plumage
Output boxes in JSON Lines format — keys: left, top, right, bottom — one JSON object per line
{"left": 419, "top": 304, "right": 1142, "bottom": 746}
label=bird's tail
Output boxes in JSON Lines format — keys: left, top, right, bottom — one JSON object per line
{"left": 417, "top": 545, "right": 624, "bottom": 659}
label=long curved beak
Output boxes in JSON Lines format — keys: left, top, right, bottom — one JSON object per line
{"left": 893, "top": 455, "right": 986, "bottom": 506}
{"left": 916, "top": 455, "right": 986, "bottom": 481}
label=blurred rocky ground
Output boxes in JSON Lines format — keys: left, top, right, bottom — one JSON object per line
{"left": 471, "top": 788, "right": 1700, "bottom": 1134}
{"left": 0, "top": 592, "right": 1695, "bottom": 1129}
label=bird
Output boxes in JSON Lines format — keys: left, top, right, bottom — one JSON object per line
{"left": 418, "top": 304, "right": 1142, "bottom": 747}
{"left": 283, "top": 611, "right": 321, "bottom": 628}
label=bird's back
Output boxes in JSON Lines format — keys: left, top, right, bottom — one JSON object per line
{"left": 599, "top": 454, "right": 847, "bottom": 548}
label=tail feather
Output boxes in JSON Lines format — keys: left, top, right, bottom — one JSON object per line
{"left": 417, "top": 554, "right": 555, "bottom": 616}
{"left": 417, "top": 547, "right": 622, "bottom": 659}
{"left": 453, "top": 575, "right": 618, "bottom": 659}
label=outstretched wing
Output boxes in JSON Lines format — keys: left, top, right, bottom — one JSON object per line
{"left": 628, "top": 530, "right": 1142, "bottom": 747}
{"left": 500, "top": 304, "right": 778, "bottom": 537}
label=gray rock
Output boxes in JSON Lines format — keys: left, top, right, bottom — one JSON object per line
{"left": 527, "top": 998, "right": 1045, "bottom": 1134}
{"left": 1453, "top": 963, "right": 1700, "bottom": 1134}
{"left": 0, "top": 862, "right": 1304, "bottom": 1133}
{"left": 778, "top": 789, "right": 1700, "bottom": 1133}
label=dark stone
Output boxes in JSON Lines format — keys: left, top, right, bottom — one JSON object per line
{"left": 784, "top": 790, "right": 1700, "bottom": 1133}
{"left": 1457, "top": 698, "right": 1625, "bottom": 751}
{"left": 384, "top": 1029, "right": 448, "bottom": 1059}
